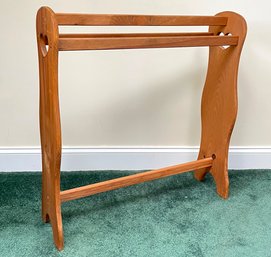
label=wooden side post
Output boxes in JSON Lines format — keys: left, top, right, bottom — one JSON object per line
{"left": 194, "top": 12, "right": 247, "bottom": 198}
{"left": 36, "top": 7, "right": 63, "bottom": 250}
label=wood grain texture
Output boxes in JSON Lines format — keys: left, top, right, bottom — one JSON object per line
{"left": 60, "top": 157, "right": 213, "bottom": 202}
{"left": 36, "top": 6, "right": 63, "bottom": 251}
{"left": 56, "top": 13, "right": 228, "bottom": 26}
{"left": 58, "top": 35, "right": 238, "bottom": 51}
{"left": 194, "top": 12, "right": 247, "bottom": 198}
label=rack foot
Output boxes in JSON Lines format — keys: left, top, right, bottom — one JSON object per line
{"left": 194, "top": 168, "right": 209, "bottom": 181}
{"left": 194, "top": 154, "right": 229, "bottom": 199}
{"left": 210, "top": 160, "right": 229, "bottom": 199}
{"left": 42, "top": 181, "right": 64, "bottom": 250}
{"left": 49, "top": 205, "right": 64, "bottom": 251}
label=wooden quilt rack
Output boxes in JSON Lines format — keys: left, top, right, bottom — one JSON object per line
{"left": 36, "top": 6, "right": 246, "bottom": 250}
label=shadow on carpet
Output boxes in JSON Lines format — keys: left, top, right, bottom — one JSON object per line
{"left": 0, "top": 170, "right": 271, "bottom": 257}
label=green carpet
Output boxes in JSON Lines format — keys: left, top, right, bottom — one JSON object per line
{"left": 1, "top": 170, "right": 271, "bottom": 257}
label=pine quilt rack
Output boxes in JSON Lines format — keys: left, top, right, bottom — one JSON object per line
{"left": 36, "top": 6, "right": 246, "bottom": 250}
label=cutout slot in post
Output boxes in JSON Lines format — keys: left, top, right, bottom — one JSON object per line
{"left": 40, "top": 34, "right": 49, "bottom": 57}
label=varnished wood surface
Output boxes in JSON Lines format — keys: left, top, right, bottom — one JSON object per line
{"left": 60, "top": 157, "right": 213, "bottom": 202}
{"left": 58, "top": 35, "right": 238, "bottom": 51}
{"left": 56, "top": 13, "right": 228, "bottom": 26}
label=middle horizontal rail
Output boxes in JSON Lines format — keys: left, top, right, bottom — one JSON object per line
{"left": 60, "top": 157, "right": 213, "bottom": 202}
{"left": 58, "top": 35, "right": 238, "bottom": 51}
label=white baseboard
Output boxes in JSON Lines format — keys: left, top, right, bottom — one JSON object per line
{"left": 0, "top": 147, "right": 271, "bottom": 172}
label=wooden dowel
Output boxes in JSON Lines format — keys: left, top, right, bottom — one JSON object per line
{"left": 56, "top": 14, "right": 228, "bottom": 26}
{"left": 58, "top": 35, "right": 238, "bottom": 51}
{"left": 60, "top": 157, "right": 213, "bottom": 202}
{"left": 59, "top": 32, "right": 214, "bottom": 38}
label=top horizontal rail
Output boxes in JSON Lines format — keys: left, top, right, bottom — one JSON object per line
{"left": 59, "top": 32, "right": 214, "bottom": 38}
{"left": 56, "top": 13, "right": 228, "bottom": 26}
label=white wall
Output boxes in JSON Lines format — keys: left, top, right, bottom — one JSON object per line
{"left": 0, "top": 0, "right": 270, "bottom": 149}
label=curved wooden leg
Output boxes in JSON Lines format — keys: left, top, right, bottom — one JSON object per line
{"left": 194, "top": 12, "right": 246, "bottom": 198}
{"left": 37, "top": 7, "right": 64, "bottom": 250}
